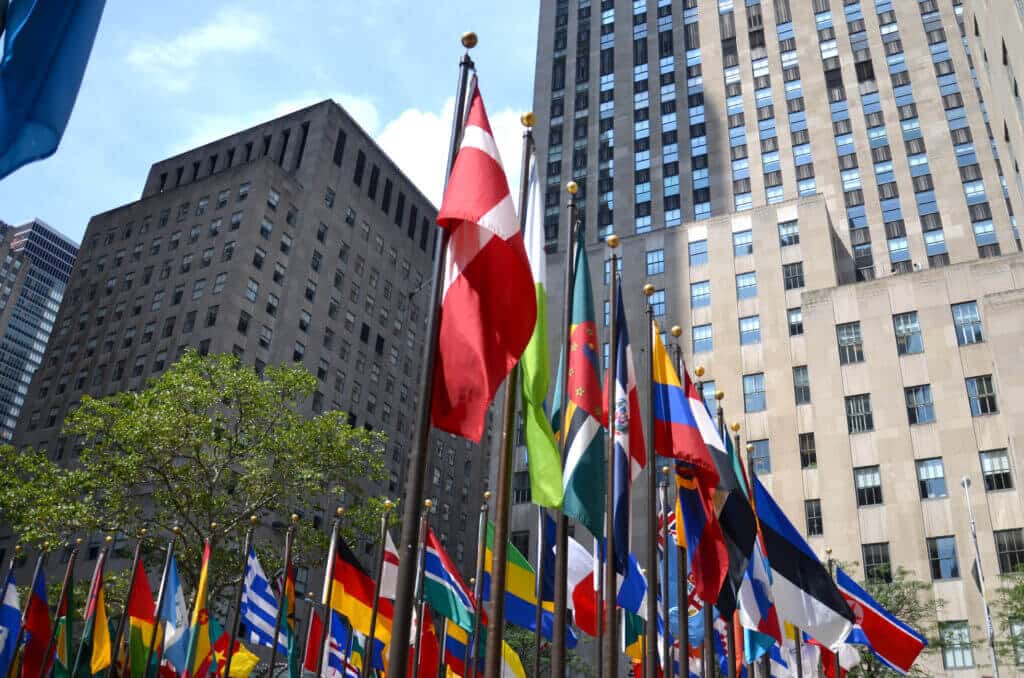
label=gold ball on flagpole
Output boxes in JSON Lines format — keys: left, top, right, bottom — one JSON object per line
{"left": 424, "top": 499, "right": 434, "bottom": 509}
{"left": 470, "top": 577, "right": 476, "bottom": 586}
{"left": 210, "top": 522, "right": 219, "bottom": 531}
{"left": 521, "top": 112, "right": 537, "bottom": 127}
{"left": 695, "top": 365, "right": 705, "bottom": 378}
{"left": 172, "top": 525, "right": 182, "bottom": 535}
{"left": 745, "top": 443, "right": 754, "bottom": 453}
{"left": 336, "top": 507, "right": 345, "bottom": 517}
{"left": 461, "top": 32, "right": 478, "bottom": 49}
{"left": 104, "top": 535, "right": 114, "bottom": 544}
{"left": 139, "top": 528, "right": 148, "bottom": 538}
{"left": 661, "top": 465, "right": 670, "bottom": 475}
{"left": 13, "top": 545, "right": 21, "bottom": 554}
{"left": 383, "top": 499, "right": 395, "bottom": 511}
{"left": 826, "top": 547, "right": 833, "bottom": 557}
{"left": 75, "top": 538, "right": 84, "bottom": 546}
{"left": 606, "top": 234, "right": 621, "bottom": 249}
{"left": 730, "top": 422, "right": 741, "bottom": 433}
{"left": 42, "top": 541, "right": 50, "bottom": 551}
{"left": 715, "top": 390, "right": 724, "bottom": 401}
{"left": 670, "top": 325, "right": 682, "bottom": 338}
{"left": 291, "top": 514, "right": 301, "bottom": 524}
{"left": 483, "top": 491, "right": 492, "bottom": 501}
{"left": 642, "top": 283, "right": 655, "bottom": 297}
{"left": 566, "top": 181, "right": 578, "bottom": 195}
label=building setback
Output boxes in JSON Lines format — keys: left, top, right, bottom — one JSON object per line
{"left": 496, "top": 0, "right": 1024, "bottom": 674}
{"left": 5, "top": 101, "right": 490, "bottom": 583}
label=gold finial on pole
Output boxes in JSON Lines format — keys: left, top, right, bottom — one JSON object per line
{"left": 715, "top": 390, "right": 725, "bottom": 401}
{"left": 424, "top": 499, "right": 434, "bottom": 509}
{"left": 566, "top": 181, "right": 579, "bottom": 195}
{"left": 642, "top": 283, "right": 655, "bottom": 297}
{"left": 75, "top": 538, "right": 83, "bottom": 546}
{"left": 335, "top": 506, "right": 345, "bottom": 517}
{"left": 250, "top": 515, "right": 260, "bottom": 525}
{"left": 670, "top": 325, "right": 682, "bottom": 338}
{"left": 521, "top": 112, "right": 536, "bottom": 127}
{"left": 172, "top": 525, "right": 182, "bottom": 536}
{"left": 483, "top": 491, "right": 492, "bottom": 501}
{"left": 383, "top": 499, "right": 395, "bottom": 511}
{"left": 606, "top": 234, "right": 621, "bottom": 249}
{"left": 661, "top": 465, "right": 670, "bottom": 475}
{"left": 104, "top": 535, "right": 114, "bottom": 544}
{"left": 461, "top": 32, "right": 478, "bottom": 49}
{"left": 694, "top": 366, "right": 705, "bottom": 378}
{"left": 210, "top": 522, "right": 219, "bottom": 531}
{"left": 745, "top": 443, "right": 754, "bottom": 453}
{"left": 290, "top": 514, "right": 301, "bottom": 524}
{"left": 730, "top": 422, "right": 741, "bottom": 433}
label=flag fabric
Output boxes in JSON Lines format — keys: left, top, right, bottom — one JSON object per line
{"left": 836, "top": 567, "right": 926, "bottom": 674}
{"left": 554, "top": 224, "right": 605, "bottom": 537}
{"left": 240, "top": 547, "right": 287, "bottom": 652}
{"left": 53, "top": 577, "right": 73, "bottom": 678}
{"left": 210, "top": 616, "right": 259, "bottom": 678}
{"left": 0, "top": 0, "right": 106, "bottom": 180}
{"left": 674, "top": 461, "right": 728, "bottom": 606}
{"left": 616, "top": 552, "right": 648, "bottom": 617}
{"left": 714, "top": 426, "right": 761, "bottom": 622}
{"left": 753, "top": 478, "right": 854, "bottom": 649}
{"left": 126, "top": 558, "right": 156, "bottom": 678}
{"left": 611, "top": 279, "right": 645, "bottom": 574}
{"left": 408, "top": 606, "right": 440, "bottom": 678}
{"left": 302, "top": 610, "right": 322, "bottom": 675}
{"left": 482, "top": 522, "right": 577, "bottom": 647}
{"left": 22, "top": 566, "right": 50, "bottom": 678}
{"left": 325, "top": 612, "right": 359, "bottom": 678}
{"left": 160, "top": 554, "right": 190, "bottom": 674}
{"left": 330, "top": 542, "right": 392, "bottom": 646}
{"left": 442, "top": 622, "right": 482, "bottom": 677}
{"left": 519, "top": 155, "right": 563, "bottom": 509}
{"left": 282, "top": 560, "right": 300, "bottom": 678}
{"left": 88, "top": 574, "right": 112, "bottom": 675}
{"left": 379, "top": 531, "right": 400, "bottom": 600}
{"left": 0, "top": 572, "right": 20, "bottom": 677}
{"left": 183, "top": 541, "right": 213, "bottom": 678}
{"left": 423, "top": 529, "right": 475, "bottom": 631}
{"left": 500, "top": 641, "right": 526, "bottom": 678}
{"left": 431, "top": 81, "right": 537, "bottom": 442}
{"left": 566, "top": 536, "right": 597, "bottom": 636}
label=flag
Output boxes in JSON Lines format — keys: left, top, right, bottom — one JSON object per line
{"left": 182, "top": 541, "right": 213, "bottom": 678}
{"left": 674, "top": 461, "right": 728, "bottom": 606}
{"left": 519, "top": 155, "right": 563, "bottom": 509}
{"left": 302, "top": 610, "right": 322, "bottom": 675}
{"left": 88, "top": 574, "right": 112, "bottom": 675}
{"left": 0, "top": 572, "right": 20, "bottom": 677}
{"left": 53, "top": 575, "right": 73, "bottom": 678}
{"left": 0, "top": 0, "right": 106, "bottom": 180}
{"left": 612, "top": 279, "right": 645, "bottom": 573}
{"left": 616, "top": 552, "right": 648, "bottom": 617}
{"left": 482, "top": 522, "right": 577, "bottom": 647}
{"left": 500, "top": 641, "right": 526, "bottom": 678}
{"left": 210, "top": 616, "right": 259, "bottom": 678}
{"left": 565, "top": 536, "right": 598, "bottom": 636}
{"left": 753, "top": 478, "right": 854, "bottom": 648}
{"left": 160, "top": 555, "right": 190, "bottom": 674}
{"left": 22, "top": 566, "right": 50, "bottom": 678}
{"left": 380, "top": 531, "right": 399, "bottom": 600}
{"left": 240, "top": 547, "right": 287, "bottom": 652}
{"left": 431, "top": 81, "right": 537, "bottom": 442}
{"left": 442, "top": 622, "right": 479, "bottom": 677}
{"left": 330, "top": 542, "right": 392, "bottom": 645}
{"left": 554, "top": 223, "right": 605, "bottom": 537}
{"left": 126, "top": 558, "right": 156, "bottom": 678}
{"left": 836, "top": 567, "right": 926, "bottom": 674}
{"left": 623, "top": 611, "right": 644, "bottom": 661}
{"left": 423, "top": 529, "right": 475, "bottom": 631}
{"left": 282, "top": 559, "right": 300, "bottom": 678}
{"left": 714, "top": 425, "right": 760, "bottom": 621}
{"left": 408, "top": 606, "right": 440, "bottom": 678}
{"left": 325, "top": 612, "right": 359, "bottom": 678}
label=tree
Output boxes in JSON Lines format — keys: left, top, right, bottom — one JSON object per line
{"left": 502, "top": 625, "right": 594, "bottom": 678}
{"left": 0, "top": 350, "right": 388, "bottom": 602}
{"left": 995, "top": 569, "right": 1024, "bottom": 662}
{"left": 846, "top": 567, "right": 942, "bottom": 678}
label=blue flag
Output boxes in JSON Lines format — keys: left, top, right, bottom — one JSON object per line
{"left": 240, "top": 547, "right": 288, "bottom": 652}
{"left": 0, "top": 571, "right": 20, "bottom": 676}
{"left": 0, "top": 0, "right": 106, "bottom": 179}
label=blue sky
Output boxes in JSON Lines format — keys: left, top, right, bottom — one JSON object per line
{"left": 0, "top": 2, "right": 539, "bottom": 244}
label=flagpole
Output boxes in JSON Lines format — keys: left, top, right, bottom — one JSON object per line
{"left": 482, "top": 114, "right": 534, "bottom": 678}
{"left": 691, "top": 366, "right": 710, "bottom": 678}
{"left": 11, "top": 547, "right": 48, "bottom": 678}
{"left": 961, "top": 476, "right": 1001, "bottom": 678}
{"left": 671, "top": 332, "right": 690, "bottom": 673}
{"left": 551, "top": 180, "right": 581, "bottom": 678}
{"left": 468, "top": 493, "right": 490, "bottom": 678}
{"left": 108, "top": 532, "right": 147, "bottom": 678}
{"left": 715, "top": 396, "right": 737, "bottom": 678}
{"left": 602, "top": 235, "right": 620, "bottom": 678}
{"left": 530, "top": 506, "right": 544, "bottom": 678}
{"left": 71, "top": 536, "right": 112, "bottom": 678}
{"left": 268, "top": 516, "right": 299, "bottom": 678}
{"left": 388, "top": 33, "right": 476, "bottom": 677}
{"left": 825, "top": 550, "right": 840, "bottom": 678}
{"left": 596, "top": 534, "right": 604, "bottom": 678}
{"left": 642, "top": 284, "right": 658, "bottom": 678}
{"left": 37, "top": 540, "right": 79, "bottom": 678}
{"left": 411, "top": 500, "right": 433, "bottom": 678}
{"left": 144, "top": 529, "right": 178, "bottom": 678}
{"left": 359, "top": 501, "right": 395, "bottom": 678}
{"left": 316, "top": 508, "right": 344, "bottom": 678}
{"left": 438, "top": 619, "right": 449, "bottom": 677}
{"left": 221, "top": 516, "right": 258, "bottom": 678}
{"left": 660, "top": 467, "right": 672, "bottom": 678}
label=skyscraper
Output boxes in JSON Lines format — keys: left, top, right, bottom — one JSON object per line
{"left": 501, "top": 0, "right": 1024, "bottom": 673}
{"left": 0, "top": 220, "right": 78, "bottom": 442}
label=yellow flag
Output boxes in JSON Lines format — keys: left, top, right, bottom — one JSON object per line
{"left": 90, "top": 586, "right": 112, "bottom": 674}
{"left": 500, "top": 641, "right": 526, "bottom": 678}
{"left": 186, "top": 541, "right": 213, "bottom": 677}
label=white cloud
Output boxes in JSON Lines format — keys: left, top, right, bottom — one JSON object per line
{"left": 126, "top": 7, "right": 272, "bottom": 93}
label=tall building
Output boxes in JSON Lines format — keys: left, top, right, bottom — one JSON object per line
{"left": 500, "top": 0, "right": 1024, "bottom": 674}
{"left": 0, "top": 219, "right": 77, "bottom": 442}
{"left": 7, "top": 101, "right": 489, "bottom": 580}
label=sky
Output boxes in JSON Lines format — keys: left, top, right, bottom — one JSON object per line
{"left": 0, "top": 2, "right": 540, "bottom": 244}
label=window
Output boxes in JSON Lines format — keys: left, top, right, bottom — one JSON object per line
{"left": 782, "top": 262, "right": 804, "bottom": 290}
{"left": 966, "top": 375, "right": 998, "bottom": 416}
{"left": 855, "top": 466, "right": 883, "bottom": 506}
{"left": 260, "top": 218, "right": 273, "bottom": 240}
{"left": 926, "top": 536, "right": 959, "bottom": 580}
{"left": 749, "top": 439, "right": 770, "bottom": 474}
{"left": 952, "top": 301, "right": 983, "bottom": 345}
{"left": 743, "top": 373, "right": 766, "bottom": 412}
{"left": 237, "top": 311, "right": 251, "bottom": 334}
{"left": 252, "top": 247, "right": 266, "bottom": 269}
{"left": 916, "top": 458, "right": 947, "bottom": 498}
{"left": 266, "top": 293, "right": 279, "bottom": 317}
{"left": 904, "top": 385, "right": 935, "bottom": 424}
{"left": 280, "top": 232, "right": 293, "bottom": 254}
{"left": 793, "top": 366, "right": 810, "bottom": 404}
{"left": 205, "top": 305, "right": 219, "bottom": 327}
{"left": 778, "top": 220, "right": 799, "bottom": 246}
{"left": 846, "top": 394, "right": 874, "bottom": 433}
{"left": 736, "top": 271, "right": 757, "bottom": 299}
{"left": 893, "top": 312, "right": 923, "bottom": 354}
{"left": 862, "top": 542, "right": 891, "bottom": 582}
{"left": 692, "top": 324, "right": 713, "bottom": 353}
{"left": 650, "top": 289, "right": 666, "bottom": 316}
{"left": 836, "top": 322, "right": 864, "bottom": 364}
{"left": 805, "top": 499, "right": 823, "bottom": 536}
{"left": 212, "top": 273, "right": 227, "bottom": 294}
{"left": 981, "top": 449, "right": 1013, "bottom": 491}
{"left": 996, "top": 529, "right": 1024, "bottom": 574}
{"left": 259, "top": 325, "right": 272, "bottom": 349}
{"left": 799, "top": 432, "right": 817, "bottom": 469}
{"left": 939, "top": 621, "right": 973, "bottom": 669}
{"left": 512, "top": 471, "right": 531, "bottom": 504}
{"left": 739, "top": 315, "right": 761, "bottom": 345}
{"left": 732, "top": 230, "right": 753, "bottom": 257}
{"left": 788, "top": 307, "right": 803, "bottom": 336}
{"left": 691, "top": 280, "right": 711, "bottom": 308}
{"left": 646, "top": 248, "right": 665, "bottom": 275}
{"left": 245, "top": 278, "right": 259, "bottom": 302}
{"left": 689, "top": 239, "right": 708, "bottom": 266}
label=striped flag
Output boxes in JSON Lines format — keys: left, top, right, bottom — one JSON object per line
{"left": 836, "top": 567, "right": 926, "bottom": 674}
{"left": 379, "top": 531, "right": 399, "bottom": 600}
{"left": 183, "top": 541, "right": 213, "bottom": 678}
{"left": 519, "top": 152, "right": 563, "bottom": 508}
{"left": 422, "top": 528, "right": 475, "bottom": 631}
{"left": 431, "top": 81, "right": 537, "bottom": 442}
{"left": 125, "top": 558, "right": 156, "bottom": 678}
{"left": 0, "top": 572, "right": 20, "bottom": 677}
{"left": 22, "top": 566, "right": 50, "bottom": 678}
{"left": 240, "top": 547, "right": 288, "bottom": 652}
{"left": 612, "top": 279, "right": 644, "bottom": 574}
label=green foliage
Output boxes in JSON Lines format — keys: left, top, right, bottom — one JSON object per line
{"left": 995, "top": 569, "right": 1024, "bottom": 661}
{"left": 0, "top": 350, "right": 387, "bottom": 602}
{"left": 502, "top": 625, "right": 594, "bottom": 678}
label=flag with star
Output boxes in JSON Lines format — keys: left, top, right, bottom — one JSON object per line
{"left": 552, "top": 225, "right": 605, "bottom": 537}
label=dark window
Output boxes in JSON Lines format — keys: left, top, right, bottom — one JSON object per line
{"left": 368, "top": 164, "right": 380, "bottom": 199}
{"left": 846, "top": 394, "right": 873, "bottom": 433}
{"left": 862, "top": 542, "right": 892, "bottom": 582}
{"left": 783, "top": 262, "right": 804, "bottom": 290}
{"left": 837, "top": 322, "right": 864, "bottom": 364}
{"left": 793, "top": 366, "right": 810, "bottom": 404}
{"left": 916, "top": 458, "right": 947, "bottom": 498}
{"left": 995, "top": 529, "right": 1024, "bottom": 574}
{"left": 980, "top": 449, "right": 1013, "bottom": 491}
{"left": 966, "top": 375, "right": 998, "bottom": 416}
{"left": 512, "top": 471, "right": 531, "bottom": 504}
{"left": 927, "top": 536, "right": 960, "bottom": 580}
{"left": 855, "top": 465, "right": 882, "bottom": 506}
{"left": 353, "top": 150, "right": 366, "bottom": 185}
{"left": 905, "top": 385, "right": 935, "bottom": 424}
{"left": 799, "top": 432, "right": 817, "bottom": 469}
{"left": 805, "top": 499, "right": 823, "bottom": 536}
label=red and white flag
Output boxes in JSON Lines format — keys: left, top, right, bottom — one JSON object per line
{"left": 431, "top": 83, "right": 536, "bottom": 441}
{"left": 379, "top": 531, "right": 399, "bottom": 600}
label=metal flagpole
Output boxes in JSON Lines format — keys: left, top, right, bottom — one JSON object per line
{"left": 691, "top": 365, "right": 710, "bottom": 678}
{"left": 468, "top": 493, "right": 491, "bottom": 678}
{"left": 551, "top": 179, "right": 581, "bottom": 678}
{"left": 596, "top": 535, "right": 604, "bottom": 678}
{"left": 603, "top": 235, "right": 620, "bottom": 678}
{"left": 825, "top": 551, "right": 840, "bottom": 678}
{"left": 71, "top": 536, "right": 112, "bottom": 678}
{"left": 483, "top": 114, "right": 535, "bottom": 678}
{"left": 961, "top": 476, "right": 1001, "bottom": 678}
{"left": 660, "top": 468, "right": 672, "bottom": 678}
{"left": 793, "top": 628, "right": 803, "bottom": 678}
{"left": 642, "top": 284, "right": 658, "bottom": 678}
{"left": 388, "top": 32, "right": 476, "bottom": 676}
{"left": 223, "top": 516, "right": 258, "bottom": 678}
{"left": 716, "top": 399, "right": 736, "bottom": 678}
{"left": 145, "top": 530, "right": 178, "bottom": 678}
{"left": 439, "top": 619, "right": 449, "bottom": 677}
{"left": 411, "top": 500, "right": 433, "bottom": 678}
{"left": 671, "top": 332, "right": 690, "bottom": 677}
{"left": 362, "top": 501, "right": 395, "bottom": 678}
{"left": 268, "top": 516, "right": 299, "bottom": 678}
{"left": 108, "top": 532, "right": 147, "bottom": 678}
{"left": 37, "top": 540, "right": 80, "bottom": 678}
{"left": 531, "top": 506, "right": 545, "bottom": 678}
{"left": 316, "top": 507, "right": 344, "bottom": 678}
